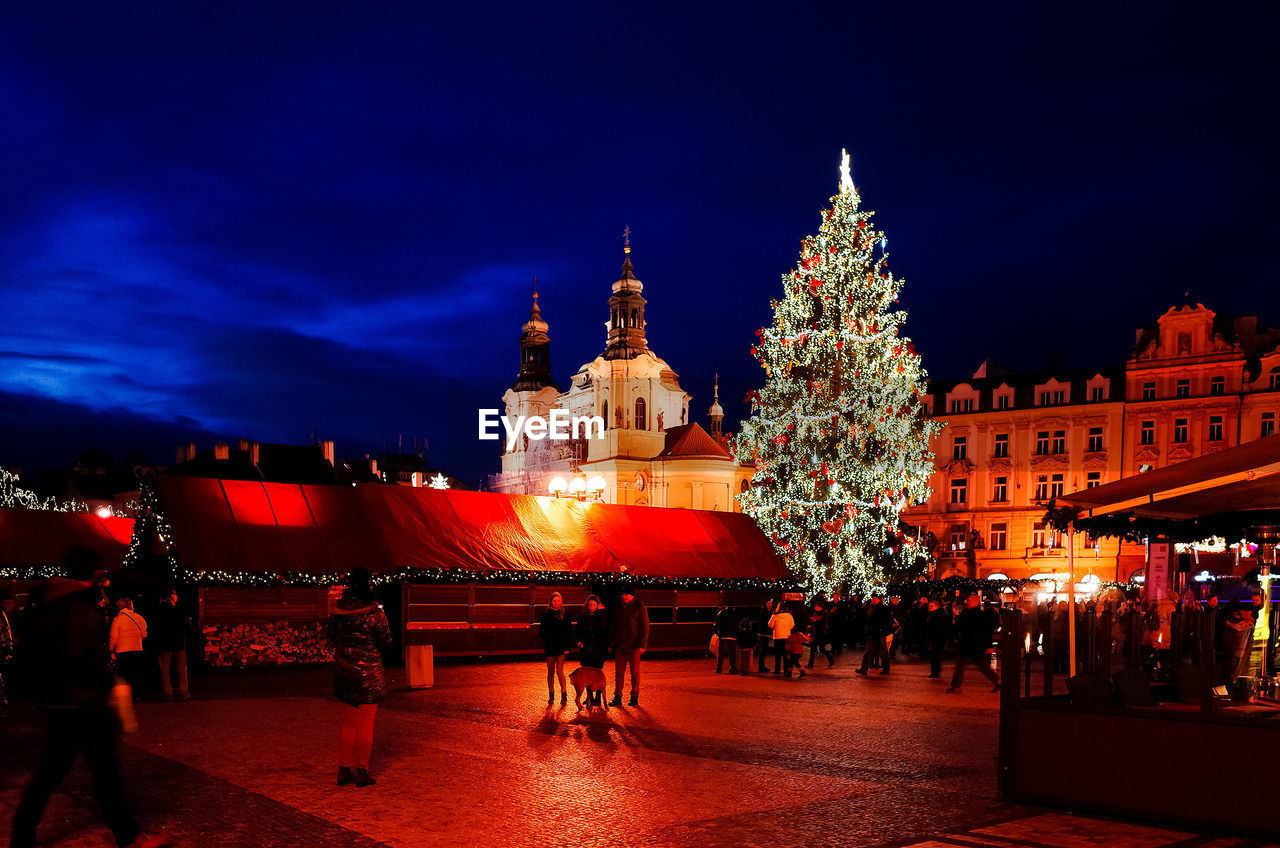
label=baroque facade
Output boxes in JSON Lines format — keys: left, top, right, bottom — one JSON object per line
{"left": 907, "top": 303, "right": 1280, "bottom": 581}
{"left": 489, "top": 245, "right": 752, "bottom": 510}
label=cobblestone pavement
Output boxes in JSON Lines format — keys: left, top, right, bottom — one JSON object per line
{"left": 0, "top": 654, "right": 1271, "bottom": 848}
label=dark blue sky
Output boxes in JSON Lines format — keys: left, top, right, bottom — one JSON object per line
{"left": 3, "top": 2, "right": 1277, "bottom": 486}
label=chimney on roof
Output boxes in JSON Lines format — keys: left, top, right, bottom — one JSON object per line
{"left": 185, "top": 442, "right": 197, "bottom": 462}
{"left": 250, "top": 442, "right": 260, "bottom": 466}
{"left": 369, "top": 459, "right": 379, "bottom": 476}
{"left": 175, "top": 446, "right": 185, "bottom": 464}
{"left": 321, "top": 440, "right": 335, "bottom": 465}
{"left": 237, "top": 438, "right": 250, "bottom": 452}
{"left": 214, "top": 442, "right": 229, "bottom": 461}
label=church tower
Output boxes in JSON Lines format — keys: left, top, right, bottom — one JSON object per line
{"left": 511, "top": 280, "right": 558, "bottom": 392}
{"left": 602, "top": 228, "right": 650, "bottom": 360}
{"left": 708, "top": 373, "right": 724, "bottom": 438}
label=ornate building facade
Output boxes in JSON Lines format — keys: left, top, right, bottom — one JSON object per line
{"left": 489, "top": 245, "right": 752, "bottom": 510}
{"left": 908, "top": 303, "right": 1280, "bottom": 581}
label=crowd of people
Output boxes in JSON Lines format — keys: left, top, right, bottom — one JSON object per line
{"left": 710, "top": 591, "right": 1004, "bottom": 692}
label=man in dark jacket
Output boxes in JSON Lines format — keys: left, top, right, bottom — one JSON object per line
{"left": 947, "top": 593, "right": 1001, "bottom": 693}
{"left": 713, "top": 606, "right": 738, "bottom": 674}
{"left": 609, "top": 590, "right": 649, "bottom": 706}
{"left": 11, "top": 546, "right": 162, "bottom": 848}
{"left": 856, "top": 596, "right": 892, "bottom": 676}
{"left": 925, "top": 599, "right": 950, "bottom": 678}
{"left": 755, "top": 599, "right": 775, "bottom": 673}
{"left": 152, "top": 590, "right": 190, "bottom": 702}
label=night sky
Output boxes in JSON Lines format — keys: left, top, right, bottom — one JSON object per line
{"left": 3, "top": 2, "right": 1277, "bottom": 487}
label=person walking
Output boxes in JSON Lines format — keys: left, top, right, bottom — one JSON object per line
{"left": 608, "top": 589, "right": 649, "bottom": 707}
{"left": 713, "top": 605, "right": 739, "bottom": 674}
{"left": 734, "top": 607, "right": 757, "bottom": 676}
{"left": 925, "top": 599, "right": 950, "bottom": 678}
{"left": 539, "top": 591, "right": 574, "bottom": 705}
{"left": 11, "top": 546, "right": 167, "bottom": 848}
{"left": 108, "top": 597, "right": 148, "bottom": 697}
{"left": 856, "top": 596, "right": 892, "bottom": 676}
{"left": 805, "top": 600, "right": 835, "bottom": 669}
{"left": 0, "top": 590, "right": 15, "bottom": 719}
{"left": 767, "top": 602, "right": 796, "bottom": 675}
{"left": 755, "top": 599, "right": 776, "bottom": 673}
{"left": 328, "top": 568, "right": 392, "bottom": 788}
{"left": 151, "top": 590, "right": 189, "bottom": 702}
{"left": 947, "top": 594, "right": 1001, "bottom": 693}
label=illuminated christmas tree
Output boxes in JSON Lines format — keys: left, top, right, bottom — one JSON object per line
{"left": 734, "top": 151, "right": 940, "bottom": 594}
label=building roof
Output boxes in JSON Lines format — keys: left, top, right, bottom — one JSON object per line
{"left": 154, "top": 476, "right": 789, "bottom": 580}
{"left": 656, "top": 423, "right": 733, "bottom": 460}
{"left": 0, "top": 507, "right": 134, "bottom": 569}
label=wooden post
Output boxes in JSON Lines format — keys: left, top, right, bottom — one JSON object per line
{"left": 1200, "top": 606, "right": 1216, "bottom": 715}
{"left": 1043, "top": 609, "right": 1055, "bottom": 697}
{"left": 1098, "top": 610, "right": 1113, "bottom": 701}
{"left": 997, "top": 608, "right": 1021, "bottom": 800}
{"left": 1068, "top": 521, "right": 1077, "bottom": 675}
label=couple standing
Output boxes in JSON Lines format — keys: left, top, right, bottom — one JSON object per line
{"left": 540, "top": 589, "right": 649, "bottom": 707}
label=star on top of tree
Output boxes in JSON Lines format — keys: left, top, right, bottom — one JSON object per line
{"left": 428, "top": 473, "right": 450, "bottom": 490}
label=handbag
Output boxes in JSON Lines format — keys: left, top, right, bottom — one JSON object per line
{"left": 709, "top": 634, "right": 719, "bottom": 656}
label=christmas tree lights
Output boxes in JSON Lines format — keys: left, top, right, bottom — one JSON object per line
{"left": 734, "top": 151, "right": 941, "bottom": 595}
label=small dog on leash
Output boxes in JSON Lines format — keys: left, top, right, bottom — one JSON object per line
{"left": 569, "top": 665, "right": 608, "bottom": 711}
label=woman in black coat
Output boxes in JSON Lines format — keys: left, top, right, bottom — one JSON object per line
{"left": 576, "top": 594, "right": 609, "bottom": 670}
{"left": 327, "top": 568, "right": 392, "bottom": 788}
{"left": 539, "top": 592, "right": 574, "bottom": 705}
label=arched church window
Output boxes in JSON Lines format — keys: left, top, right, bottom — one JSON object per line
{"left": 602, "top": 401, "right": 609, "bottom": 429}
{"left": 740, "top": 479, "right": 750, "bottom": 493}
{"left": 630, "top": 308, "right": 638, "bottom": 328}
{"left": 635, "top": 398, "right": 647, "bottom": 430}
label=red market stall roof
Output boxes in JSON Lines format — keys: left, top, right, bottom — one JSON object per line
{"left": 1057, "top": 435, "right": 1280, "bottom": 521}
{"left": 154, "top": 476, "right": 791, "bottom": 580}
{"left": 0, "top": 507, "right": 135, "bottom": 570}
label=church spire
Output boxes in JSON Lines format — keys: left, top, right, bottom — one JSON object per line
{"left": 708, "top": 373, "right": 724, "bottom": 437}
{"left": 511, "top": 277, "right": 559, "bottom": 392}
{"left": 602, "top": 227, "right": 650, "bottom": 360}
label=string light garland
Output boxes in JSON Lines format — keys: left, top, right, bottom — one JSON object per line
{"left": 0, "top": 468, "right": 89, "bottom": 513}
{"left": 122, "top": 480, "right": 180, "bottom": 575}
{"left": 734, "top": 151, "right": 941, "bottom": 596}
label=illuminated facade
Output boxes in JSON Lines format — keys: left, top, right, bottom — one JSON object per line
{"left": 489, "top": 246, "right": 752, "bottom": 510}
{"left": 908, "top": 303, "right": 1280, "bottom": 580}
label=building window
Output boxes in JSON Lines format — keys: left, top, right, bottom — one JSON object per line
{"left": 1142, "top": 381, "right": 1156, "bottom": 401}
{"left": 1052, "top": 430, "right": 1066, "bottom": 454}
{"left": 1032, "top": 521, "right": 1046, "bottom": 549}
{"left": 997, "top": 394, "right": 1010, "bottom": 410}
{"left": 1053, "top": 390, "right": 1066, "bottom": 405}
{"left": 1210, "top": 376, "right": 1225, "bottom": 396}
{"left": 1271, "top": 367, "right": 1280, "bottom": 390}
{"left": 1035, "top": 431, "right": 1049, "bottom": 455}
{"left": 1140, "top": 420, "right": 1155, "bottom": 446}
{"left": 1037, "top": 391, "right": 1049, "bottom": 406}
{"left": 993, "top": 433, "right": 1009, "bottom": 458}
{"left": 1091, "top": 386, "right": 1105, "bottom": 402}
{"left": 635, "top": 397, "right": 646, "bottom": 431}
{"left": 950, "top": 478, "right": 967, "bottom": 505}
{"left": 1050, "top": 473, "right": 1065, "bottom": 499}
{"left": 1263, "top": 412, "right": 1276, "bottom": 438}
{"left": 1175, "top": 379, "right": 1190, "bottom": 399}
{"left": 949, "top": 523, "right": 968, "bottom": 550}
{"left": 1086, "top": 471, "right": 1101, "bottom": 488}
{"left": 602, "top": 400, "right": 609, "bottom": 429}
{"left": 1173, "top": 418, "right": 1188, "bottom": 443}
{"left": 1087, "top": 427, "right": 1103, "bottom": 453}
{"left": 1034, "top": 475, "right": 1048, "bottom": 502}
{"left": 1208, "top": 415, "right": 1223, "bottom": 442}
{"left": 993, "top": 476, "right": 1008, "bottom": 503}
{"left": 989, "top": 522, "right": 1007, "bottom": 551}
{"left": 952, "top": 436, "right": 967, "bottom": 461}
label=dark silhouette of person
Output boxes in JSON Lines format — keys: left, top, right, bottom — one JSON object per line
{"left": 11, "top": 546, "right": 167, "bottom": 848}
{"left": 947, "top": 594, "right": 1001, "bottom": 693}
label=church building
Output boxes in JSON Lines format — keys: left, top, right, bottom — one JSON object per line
{"left": 489, "top": 242, "right": 752, "bottom": 510}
